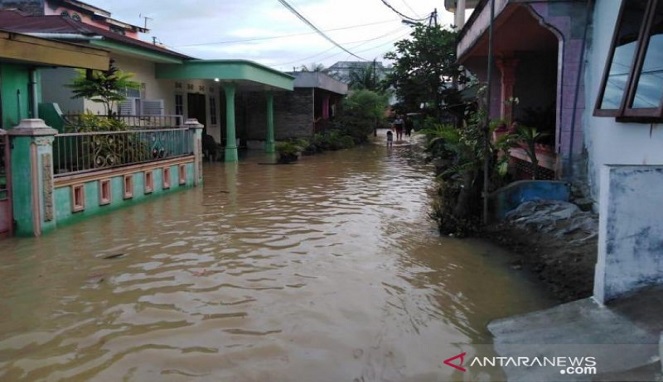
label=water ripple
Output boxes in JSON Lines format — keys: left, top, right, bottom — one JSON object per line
{"left": 0, "top": 141, "right": 555, "bottom": 381}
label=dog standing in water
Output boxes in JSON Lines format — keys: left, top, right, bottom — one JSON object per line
{"left": 202, "top": 134, "right": 218, "bottom": 161}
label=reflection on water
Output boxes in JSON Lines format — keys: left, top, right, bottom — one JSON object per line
{"left": 0, "top": 135, "right": 555, "bottom": 381}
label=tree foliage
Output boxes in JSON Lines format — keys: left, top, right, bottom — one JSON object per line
{"left": 67, "top": 60, "right": 140, "bottom": 117}
{"left": 335, "top": 89, "right": 388, "bottom": 143}
{"left": 348, "top": 59, "right": 382, "bottom": 91}
{"left": 300, "top": 63, "right": 326, "bottom": 72}
{"left": 384, "top": 25, "right": 467, "bottom": 119}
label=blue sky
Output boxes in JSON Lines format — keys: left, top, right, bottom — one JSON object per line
{"left": 83, "top": 0, "right": 456, "bottom": 71}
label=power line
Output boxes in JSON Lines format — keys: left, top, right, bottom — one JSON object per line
{"left": 399, "top": 0, "right": 421, "bottom": 18}
{"left": 277, "top": 0, "right": 367, "bottom": 61}
{"left": 174, "top": 19, "right": 397, "bottom": 48}
{"left": 273, "top": 26, "right": 408, "bottom": 67}
{"left": 378, "top": 0, "right": 428, "bottom": 22}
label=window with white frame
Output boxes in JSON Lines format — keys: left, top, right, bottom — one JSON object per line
{"left": 595, "top": 0, "right": 663, "bottom": 121}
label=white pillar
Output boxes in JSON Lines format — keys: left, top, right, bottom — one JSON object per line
{"left": 455, "top": 0, "right": 466, "bottom": 30}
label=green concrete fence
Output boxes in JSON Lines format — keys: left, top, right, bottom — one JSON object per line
{"left": 7, "top": 118, "right": 204, "bottom": 237}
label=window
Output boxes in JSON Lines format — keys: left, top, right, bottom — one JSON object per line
{"left": 175, "top": 94, "right": 184, "bottom": 116}
{"left": 209, "top": 95, "right": 218, "bottom": 125}
{"left": 595, "top": 0, "right": 663, "bottom": 121}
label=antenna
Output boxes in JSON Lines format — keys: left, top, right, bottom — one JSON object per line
{"left": 139, "top": 13, "right": 153, "bottom": 29}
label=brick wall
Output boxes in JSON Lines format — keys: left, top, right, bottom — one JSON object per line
{"left": 245, "top": 89, "right": 314, "bottom": 141}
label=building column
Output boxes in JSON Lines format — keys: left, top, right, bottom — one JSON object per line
{"left": 184, "top": 118, "right": 204, "bottom": 186}
{"left": 224, "top": 83, "right": 238, "bottom": 162}
{"left": 455, "top": 0, "right": 466, "bottom": 30}
{"left": 265, "top": 92, "right": 275, "bottom": 153}
{"left": 8, "top": 119, "right": 57, "bottom": 237}
{"left": 496, "top": 57, "right": 519, "bottom": 123}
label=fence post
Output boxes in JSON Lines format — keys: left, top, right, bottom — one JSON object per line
{"left": 184, "top": 118, "right": 204, "bottom": 186}
{"left": 8, "top": 119, "right": 57, "bottom": 236}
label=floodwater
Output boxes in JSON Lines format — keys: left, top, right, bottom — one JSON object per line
{"left": 0, "top": 133, "right": 555, "bottom": 381}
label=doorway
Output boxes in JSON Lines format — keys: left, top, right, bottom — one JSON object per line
{"left": 187, "top": 93, "right": 207, "bottom": 134}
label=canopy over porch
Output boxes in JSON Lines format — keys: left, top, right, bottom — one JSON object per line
{"left": 1, "top": 30, "right": 109, "bottom": 70}
{"left": 156, "top": 59, "right": 294, "bottom": 161}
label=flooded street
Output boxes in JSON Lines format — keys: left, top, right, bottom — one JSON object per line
{"left": 0, "top": 135, "right": 555, "bottom": 381}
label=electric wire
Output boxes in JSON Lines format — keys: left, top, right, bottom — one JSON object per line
{"left": 378, "top": 0, "right": 428, "bottom": 21}
{"left": 296, "top": 28, "right": 410, "bottom": 70}
{"left": 399, "top": 0, "right": 421, "bottom": 18}
{"left": 173, "top": 19, "right": 397, "bottom": 48}
{"left": 273, "top": 25, "right": 409, "bottom": 67}
{"left": 277, "top": 0, "right": 367, "bottom": 61}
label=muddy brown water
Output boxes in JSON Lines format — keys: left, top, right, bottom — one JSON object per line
{"left": 0, "top": 135, "right": 555, "bottom": 381}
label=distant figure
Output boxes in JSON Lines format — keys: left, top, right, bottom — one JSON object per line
{"left": 386, "top": 130, "right": 394, "bottom": 148}
{"left": 393, "top": 115, "right": 404, "bottom": 141}
{"left": 202, "top": 134, "right": 218, "bottom": 162}
{"left": 404, "top": 115, "right": 414, "bottom": 137}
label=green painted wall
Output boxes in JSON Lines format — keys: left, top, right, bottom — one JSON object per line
{"left": 53, "top": 163, "right": 195, "bottom": 227}
{"left": 1, "top": 64, "right": 31, "bottom": 129}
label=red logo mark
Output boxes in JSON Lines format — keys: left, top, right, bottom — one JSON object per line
{"left": 443, "top": 352, "right": 467, "bottom": 372}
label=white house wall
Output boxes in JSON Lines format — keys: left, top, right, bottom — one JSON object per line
{"left": 583, "top": 0, "right": 663, "bottom": 205}
{"left": 39, "top": 53, "right": 223, "bottom": 141}
{"left": 112, "top": 55, "right": 174, "bottom": 113}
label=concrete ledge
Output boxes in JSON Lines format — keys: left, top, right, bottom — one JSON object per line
{"left": 489, "top": 293, "right": 662, "bottom": 381}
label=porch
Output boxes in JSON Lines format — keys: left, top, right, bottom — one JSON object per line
{"left": 155, "top": 60, "right": 294, "bottom": 162}
{"left": 457, "top": 0, "right": 591, "bottom": 179}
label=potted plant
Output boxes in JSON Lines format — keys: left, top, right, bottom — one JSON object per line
{"left": 275, "top": 141, "right": 302, "bottom": 164}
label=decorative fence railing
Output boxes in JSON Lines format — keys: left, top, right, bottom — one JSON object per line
{"left": 53, "top": 128, "right": 193, "bottom": 177}
{"left": 62, "top": 114, "right": 184, "bottom": 131}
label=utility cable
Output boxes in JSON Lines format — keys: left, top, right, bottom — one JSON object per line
{"left": 378, "top": 0, "right": 428, "bottom": 22}
{"left": 399, "top": 0, "right": 421, "bottom": 18}
{"left": 277, "top": 0, "right": 367, "bottom": 61}
{"left": 273, "top": 26, "right": 408, "bottom": 67}
{"left": 174, "top": 19, "right": 396, "bottom": 48}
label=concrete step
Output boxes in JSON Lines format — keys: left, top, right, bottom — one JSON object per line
{"left": 488, "top": 289, "right": 663, "bottom": 381}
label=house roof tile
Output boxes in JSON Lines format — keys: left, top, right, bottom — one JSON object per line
{"left": 0, "top": 10, "right": 191, "bottom": 60}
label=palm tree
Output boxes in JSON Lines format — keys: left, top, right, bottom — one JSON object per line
{"left": 300, "top": 63, "right": 326, "bottom": 72}
{"left": 348, "top": 60, "right": 381, "bottom": 91}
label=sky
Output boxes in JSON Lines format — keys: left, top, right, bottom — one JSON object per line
{"left": 82, "top": 0, "right": 456, "bottom": 72}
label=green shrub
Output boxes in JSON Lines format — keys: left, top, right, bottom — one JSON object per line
{"left": 275, "top": 140, "right": 304, "bottom": 163}
{"left": 338, "top": 135, "right": 355, "bottom": 149}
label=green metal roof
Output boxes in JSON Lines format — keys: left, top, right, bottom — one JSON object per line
{"left": 156, "top": 59, "right": 294, "bottom": 91}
